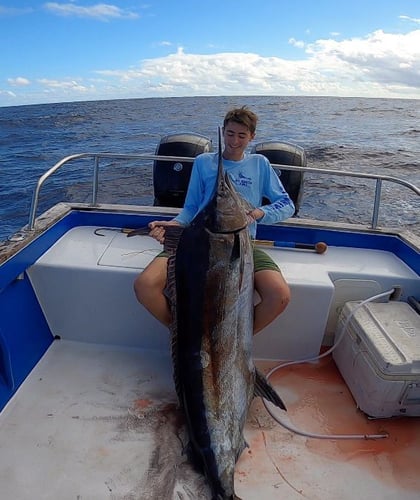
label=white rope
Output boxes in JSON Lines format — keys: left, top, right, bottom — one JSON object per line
{"left": 263, "top": 289, "right": 395, "bottom": 440}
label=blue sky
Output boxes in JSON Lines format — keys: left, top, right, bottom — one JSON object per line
{"left": 1, "top": 1, "right": 419, "bottom": 106}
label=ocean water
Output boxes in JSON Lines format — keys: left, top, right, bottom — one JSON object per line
{"left": 0, "top": 95, "right": 419, "bottom": 241}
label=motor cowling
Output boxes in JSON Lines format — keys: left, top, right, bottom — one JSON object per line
{"left": 153, "top": 133, "right": 213, "bottom": 207}
{"left": 251, "top": 141, "right": 306, "bottom": 215}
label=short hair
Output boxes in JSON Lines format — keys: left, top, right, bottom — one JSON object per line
{"left": 223, "top": 106, "right": 258, "bottom": 135}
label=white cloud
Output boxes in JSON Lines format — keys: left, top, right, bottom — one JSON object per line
{"left": 8, "top": 77, "right": 31, "bottom": 86}
{"left": 305, "top": 30, "right": 420, "bottom": 89}
{"left": 0, "top": 89, "right": 16, "bottom": 97}
{"left": 289, "top": 38, "right": 306, "bottom": 49}
{"left": 43, "top": 2, "right": 139, "bottom": 20}
{"left": 37, "top": 78, "right": 91, "bottom": 93}
{"left": 399, "top": 15, "right": 420, "bottom": 25}
{"left": 94, "top": 29, "right": 420, "bottom": 99}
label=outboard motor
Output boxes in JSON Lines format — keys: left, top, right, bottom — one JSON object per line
{"left": 153, "top": 133, "right": 213, "bottom": 207}
{"left": 252, "top": 141, "right": 306, "bottom": 215}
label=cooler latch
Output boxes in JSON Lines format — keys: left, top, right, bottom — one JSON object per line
{"left": 400, "top": 383, "right": 420, "bottom": 406}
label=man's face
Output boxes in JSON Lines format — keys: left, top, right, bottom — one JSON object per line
{"left": 223, "top": 121, "right": 255, "bottom": 160}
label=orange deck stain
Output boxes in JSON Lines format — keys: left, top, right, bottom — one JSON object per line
{"left": 133, "top": 398, "right": 153, "bottom": 409}
{"left": 247, "top": 357, "right": 420, "bottom": 493}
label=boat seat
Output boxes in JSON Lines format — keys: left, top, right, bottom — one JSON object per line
{"left": 255, "top": 245, "right": 419, "bottom": 359}
{"left": 27, "top": 227, "right": 419, "bottom": 361}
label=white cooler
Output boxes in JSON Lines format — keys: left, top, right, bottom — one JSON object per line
{"left": 333, "top": 300, "right": 420, "bottom": 418}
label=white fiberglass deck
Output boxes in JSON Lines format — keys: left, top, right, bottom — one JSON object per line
{"left": 1, "top": 339, "right": 419, "bottom": 500}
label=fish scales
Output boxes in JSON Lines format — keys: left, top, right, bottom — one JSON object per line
{"left": 170, "top": 184, "right": 254, "bottom": 500}
{"left": 164, "top": 128, "right": 285, "bottom": 499}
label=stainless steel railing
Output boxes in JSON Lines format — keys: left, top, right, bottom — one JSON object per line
{"left": 28, "top": 152, "right": 420, "bottom": 230}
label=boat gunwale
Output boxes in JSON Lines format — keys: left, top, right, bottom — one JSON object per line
{"left": 1, "top": 202, "right": 419, "bottom": 292}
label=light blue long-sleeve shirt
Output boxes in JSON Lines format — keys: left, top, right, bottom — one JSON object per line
{"left": 174, "top": 152, "right": 295, "bottom": 238}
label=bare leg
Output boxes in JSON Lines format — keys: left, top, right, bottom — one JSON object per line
{"left": 135, "top": 258, "right": 290, "bottom": 334}
{"left": 253, "top": 269, "right": 290, "bottom": 334}
{"left": 133, "top": 257, "right": 171, "bottom": 327}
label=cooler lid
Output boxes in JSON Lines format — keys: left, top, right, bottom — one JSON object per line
{"left": 344, "top": 301, "right": 420, "bottom": 376}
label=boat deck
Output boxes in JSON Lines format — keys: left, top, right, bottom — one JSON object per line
{"left": 1, "top": 339, "right": 419, "bottom": 499}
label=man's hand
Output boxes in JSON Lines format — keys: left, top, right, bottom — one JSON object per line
{"left": 246, "top": 208, "right": 264, "bottom": 225}
{"left": 148, "top": 220, "right": 182, "bottom": 244}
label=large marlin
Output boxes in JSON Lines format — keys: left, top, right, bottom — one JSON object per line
{"left": 164, "top": 128, "right": 286, "bottom": 499}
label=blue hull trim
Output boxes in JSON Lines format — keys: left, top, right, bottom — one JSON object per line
{"left": 0, "top": 274, "right": 53, "bottom": 411}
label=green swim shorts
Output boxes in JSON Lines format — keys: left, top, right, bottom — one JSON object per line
{"left": 253, "top": 246, "right": 281, "bottom": 273}
{"left": 156, "top": 246, "right": 280, "bottom": 273}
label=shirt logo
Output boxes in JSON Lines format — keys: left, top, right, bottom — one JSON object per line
{"left": 231, "top": 172, "right": 252, "bottom": 188}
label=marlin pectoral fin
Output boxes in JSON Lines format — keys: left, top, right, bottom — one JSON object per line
{"left": 254, "top": 369, "right": 287, "bottom": 411}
